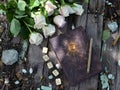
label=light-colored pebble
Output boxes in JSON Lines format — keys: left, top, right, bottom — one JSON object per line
{"left": 48, "top": 75, "right": 53, "bottom": 79}
{"left": 22, "top": 69, "right": 27, "bottom": 74}
{"left": 55, "top": 63, "right": 61, "bottom": 69}
{"left": 29, "top": 67, "right": 33, "bottom": 74}
{"left": 14, "top": 80, "right": 20, "bottom": 84}
{"left": 118, "top": 60, "right": 120, "bottom": 66}
{"left": 4, "top": 78, "right": 9, "bottom": 84}
{"left": 0, "top": 38, "right": 2, "bottom": 42}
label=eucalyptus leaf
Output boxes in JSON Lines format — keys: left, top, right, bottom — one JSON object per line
{"left": 100, "top": 74, "right": 109, "bottom": 89}
{"left": 6, "top": 0, "right": 17, "bottom": 22}
{"left": 10, "top": 18, "right": 21, "bottom": 37}
{"left": 102, "top": 30, "right": 110, "bottom": 40}
{"left": 20, "top": 24, "right": 30, "bottom": 39}
{"left": 29, "top": 0, "right": 40, "bottom": 10}
{"left": 15, "top": 10, "right": 25, "bottom": 15}
{"left": 15, "top": 15, "right": 28, "bottom": 19}
{"left": 24, "top": 17, "right": 34, "bottom": 28}
{"left": 84, "top": 0, "right": 89, "bottom": 4}
{"left": 18, "top": 0, "right": 27, "bottom": 11}
{"left": 6, "top": 12, "right": 14, "bottom": 22}
{"left": 0, "top": 4, "right": 6, "bottom": 11}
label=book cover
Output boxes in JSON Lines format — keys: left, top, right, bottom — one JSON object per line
{"left": 50, "top": 26, "right": 102, "bottom": 86}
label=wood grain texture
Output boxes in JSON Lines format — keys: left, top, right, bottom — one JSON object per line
{"left": 41, "top": 0, "right": 119, "bottom": 90}
{"left": 49, "top": 0, "right": 104, "bottom": 90}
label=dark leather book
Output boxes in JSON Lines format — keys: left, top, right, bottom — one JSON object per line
{"left": 50, "top": 26, "right": 102, "bottom": 86}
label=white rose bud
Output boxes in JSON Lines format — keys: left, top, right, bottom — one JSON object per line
{"left": 45, "top": 1, "right": 57, "bottom": 16}
{"left": 59, "top": 5, "right": 75, "bottom": 17}
{"left": 34, "top": 14, "right": 47, "bottom": 29}
{"left": 43, "top": 24, "right": 56, "bottom": 38}
{"left": 29, "top": 32, "right": 43, "bottom": 45}
{"left": 53, "top": 15, "right": 66, "bottom": 28}
{"left": 72, "top": 4, "right": 84, "bottom": 15}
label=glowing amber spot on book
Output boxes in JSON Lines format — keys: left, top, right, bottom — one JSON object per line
{"left": 67, "top": 42, "right": 78, "bottom": 53}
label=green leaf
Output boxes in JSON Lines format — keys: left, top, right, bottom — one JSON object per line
{"left": 6, "top": 12, "right": 14, "bottom": 22}
{"left": 10, "top": 18, "right": 21, "bottom": 37}
{"left": 102, "top": 30, "right": 110, "bottom": 40}
{"left": 15, "top": 15, "right": 28, "bottom": 19}
{"left": 18, "top": 0, "right": 27, "bottom": 11}
{"left": 7, "top": 0, "right": 17, "bottom": 9}
{"left": 24, "top": 17, "right": 34, "bottom": 28}
{"left": 20, "top": 24, "right": 30, "bottom": 39}
{"left": 5, "top": 0, "right": 17, "bottom": 22}
{"left": 15, "top": 10, "right": 25, "bottom": 15}
{"left": 0, "top": 3, "right": 6, "bottom": 11}
{"left": 84, "top": 0, "right": 89, "bottom": 4}
{"left": 29, "top": 0, "right": 40, "bottom": 10}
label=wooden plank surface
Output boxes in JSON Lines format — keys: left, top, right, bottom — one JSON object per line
{"left": 47, "top": 0, "right": 105, "bottom": 90}
{"left": 72, "top": 0, "right": 104, "bottom": 90}
{"left": 1, "top": 0, "right": 120, "bottom": 90}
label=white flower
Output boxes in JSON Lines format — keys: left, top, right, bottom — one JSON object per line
{"left": 29, "top": 32, "right": 43, "bottom": 45}
{"left": 53, "top": 15, "right": 66, "bottom": 28}
{"left": 34, "top": 14, "right": 47, "bottom": 29}
{"left": 43, "top": 24, "right": 56, "bottom": 38}
{"left": 72, "top": 4, "right": 84, "bottom": 15}
{"left": 45, "top": 1, "right": 57, "bottom": 16}
{"left": 59, "top": 5, "right": 75, "bottom": 17}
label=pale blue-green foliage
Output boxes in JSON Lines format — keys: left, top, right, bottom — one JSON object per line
{"left": 0, "top": 10, "right": 5, "bottom": 14}
{"left": 100, "top": 74, "right": 109, "bottom": 89}
{"left": 100, "top": 67, "right": 115, "bottom": 90}
{"left": 18, "top": 0, "right": 27, "bottom": 11}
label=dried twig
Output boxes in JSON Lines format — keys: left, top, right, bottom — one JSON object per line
{"left": 87, "top": 38, "right": 93, "bottom": 73}
{"left": 112, "top": 34, "right": 120, "bottom": 46}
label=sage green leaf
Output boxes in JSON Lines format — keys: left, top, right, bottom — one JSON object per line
{"left": 15, "top": 15, "right": 27, "bottom": 19}
{"left": 102, "top": 30, "right": 110, "bottom": 40}
{"left": 18, "top": 0, "right": 27, "bottom": 11}
{"left": 10, "top": 18, "right": 21, "bottom": 37}
{"left": 15, "top": 10, "right": 25, "bottom": 15}
{"left": 0, "top": 4, "right": 6, "bottom": 11}
{"left": 20, "top": 24, "right": 30, "bottom": 39}
{"left": 29, "top": 0, "right": 40, "bottom": 10}
{"left": 84, "top": 0, "right": 89, "bottom": 4}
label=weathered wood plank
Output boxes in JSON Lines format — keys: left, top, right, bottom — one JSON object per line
{"left": 74, "top": 0, "right": 104, "bottom": 89}
{"left": 101, "top": 28, "right": 120, "bottom": 90}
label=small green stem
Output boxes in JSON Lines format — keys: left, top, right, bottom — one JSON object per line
{"left": 23, "top": 20, "right": 32, "bottom": 33}
{"left": 61, "top": 0, "right": 65, "bottom": 5}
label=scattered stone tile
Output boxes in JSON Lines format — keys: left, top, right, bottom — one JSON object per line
{"left": 42, "top": 47, "right": 48, "bottom": 54}
{"left": 55, "top": 78, "right": 62, "bottom": 85}
{"left": 43, "top": 55, "right": 49, "bottom": 62}
{"left": 52, "top": 69, "right": 59, "bottom": 77}
{"left": 47, "top": 62, "right": 53, "bottom": 69}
